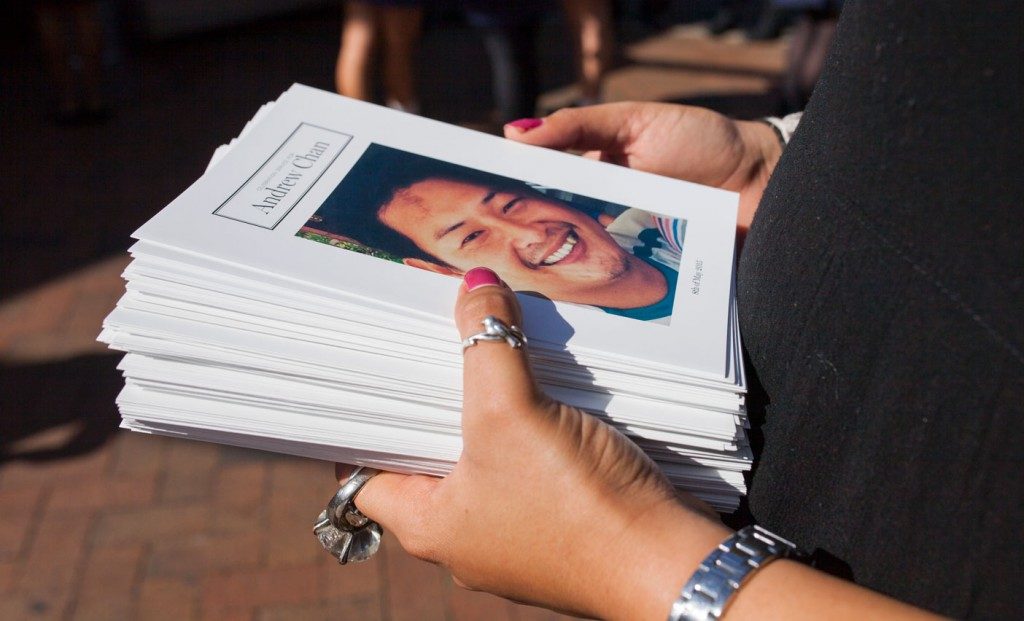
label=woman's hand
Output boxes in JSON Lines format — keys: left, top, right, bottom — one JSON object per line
{"left": 504, "top": 103, "right": 782, "bottom": 234}
{"left": 346, "top": 268, "right": 730, "bottom": 620}
{"left": 339, "top": 268, "right": 944, "bottom": 620}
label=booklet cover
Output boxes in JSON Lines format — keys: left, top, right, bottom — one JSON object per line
{"left": 102, "top": 86, "right": 751, "bottom": 509}
{"left": 133, "top": 84, "right": 740, "bottom": 378}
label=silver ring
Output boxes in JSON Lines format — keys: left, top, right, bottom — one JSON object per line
{"left": 328, "top": 466, "right": 380, "bottom": 531}
{"left": 461, "top": 315, "right": 527, "bottom": 352}
{"left": 313, "top": 467, "right": 384, "bottom": 565}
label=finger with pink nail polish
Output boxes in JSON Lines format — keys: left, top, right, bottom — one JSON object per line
{"left": 463, "top": 267, "right": 503, "bottom": 291}
{"left": 505, "top": 118, "right": 543, "bottom": 132}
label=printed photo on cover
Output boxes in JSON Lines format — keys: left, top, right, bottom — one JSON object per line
{"left": 298, "top": 143, "right": 687, "bottom": 322}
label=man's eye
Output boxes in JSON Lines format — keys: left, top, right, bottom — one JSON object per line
{"left": 502, "top": 197, "right": 523, "bottom": 213}
{"left": 461, "top": 230, "right": 483, "bottom": 247}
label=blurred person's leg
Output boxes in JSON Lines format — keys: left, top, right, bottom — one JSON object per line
{"left": 70, "top": 1, "right": 107, "bottom": 114}
{"left": 35, "top": 2, "right": 77, "bottom": 117}
{"left": 746, "top": 0, "right": 788, "bottom": 40}
{"left": 477, "top": 25, "right": 517, "bottom": 122}
{"left": 561, "top": 0, "right": 613, "bottom": 104}
{"left": 707, "top": 0, "right": 746, "bottom": 35}
{"left": 782, "top": 8, "right": 838, "bottom": 111}
{"left": 336, "top": 1, "right": 378, "bottom": 99}
{"left": 379, "top": 3, "right": 423, "bottom": 113}
{"left": 505, "top": 18, "right": 540, "bottom": 121}
{"left": 476, "top": 17, "right": 541, "bottom": 123}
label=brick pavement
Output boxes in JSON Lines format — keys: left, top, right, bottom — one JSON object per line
{"left": 0, "top": 12, "right": 785, "bottom": 620}
{"left": 0, "top": 431, "right": 570, "bottom": 620}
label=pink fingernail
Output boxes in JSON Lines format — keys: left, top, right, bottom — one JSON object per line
{"left": 464, "top": 267, "right": 502, "bottom": 291}
{"left": 506, "top": 118, "right": 543, "bottom": 131}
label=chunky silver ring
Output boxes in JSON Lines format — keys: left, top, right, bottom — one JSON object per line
{"left": 461, "top": 315, "right": 527, "bottom": 352}
{"left": 328, "top": 466, "right": 380, "bottom": 531}
{"left": 314, "top": 467, "right": 383, "bottom": 565}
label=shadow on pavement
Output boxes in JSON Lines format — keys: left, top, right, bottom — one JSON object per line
{"left": 0, "top": 356, "right": 123, "bottom": 463}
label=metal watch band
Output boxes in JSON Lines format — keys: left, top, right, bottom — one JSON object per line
{"left": 667, "top": 525, "right": 800, "bottom": 621}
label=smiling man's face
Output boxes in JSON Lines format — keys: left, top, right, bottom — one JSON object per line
{"left": 378, "top": 178, "right": 664, "bottom": 308}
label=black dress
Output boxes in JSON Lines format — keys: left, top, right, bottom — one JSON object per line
{"left": 737, "top": 2, "right": 1022, "bottom": 618}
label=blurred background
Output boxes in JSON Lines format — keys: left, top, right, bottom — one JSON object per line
{"left": 0, "top": 1, "right": 834, "bottom": 618}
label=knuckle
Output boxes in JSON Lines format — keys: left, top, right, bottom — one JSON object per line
{"left": 463, "top": 393, "right": 553, "bottom": 445}
{"left": 403, "top": 539, "right": 437, "bottom": 564}
{"left": 398, "top": 512, "right": 439, "bottom": 562}
{"left": 548, "top": 107, "right": 578, "bottom": 124}
{"left": 483, "top": 389, "right": 542, "bottom": 420}
{"left": 400, "top": 532, "right": 434, "bottom": 562}
{"left": 458, "top": 290, "right": 518, "bottom": 330}
{"left": 396, "top": 487, "right": 450, "bottom": 564}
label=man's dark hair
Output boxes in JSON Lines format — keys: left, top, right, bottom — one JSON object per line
{"left": 309, "top": 143, "right": 534, "bottom": 264}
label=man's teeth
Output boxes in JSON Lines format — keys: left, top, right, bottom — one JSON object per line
{"left": 542, "top": 232, "right": 578, "bottom": 265}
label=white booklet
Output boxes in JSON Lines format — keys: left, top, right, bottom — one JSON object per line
{"left": 133, "top": 84, "right": 741, "bottom": 381}
{"left": 102, "top": 85, "right": 751, "bottom": 509}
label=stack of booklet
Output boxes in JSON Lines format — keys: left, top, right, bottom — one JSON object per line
{"left": 100, "top": 85, "right": 750, "bottom": 511}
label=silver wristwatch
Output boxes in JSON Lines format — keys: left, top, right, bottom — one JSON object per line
{"left": 667, "top": 525, "right": 801, "bottom": 621}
